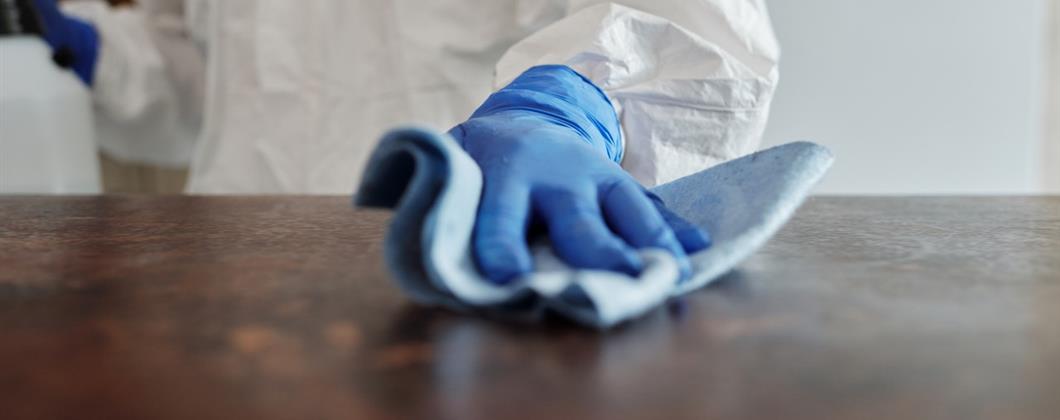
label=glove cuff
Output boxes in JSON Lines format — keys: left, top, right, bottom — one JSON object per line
{"left": 469, "top": 65, "right": 624, "bottom": 163}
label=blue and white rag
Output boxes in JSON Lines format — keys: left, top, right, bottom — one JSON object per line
{"left": 355, "top": 127, "right": 833, "bottom": 328}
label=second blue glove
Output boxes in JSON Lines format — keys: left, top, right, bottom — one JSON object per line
{"left": 33, "top": 0, "right": 99, "bottom": 85}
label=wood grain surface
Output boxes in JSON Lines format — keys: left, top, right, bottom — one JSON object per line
{"left": 1, "top": 196, "right": 1058, "bottom": 420}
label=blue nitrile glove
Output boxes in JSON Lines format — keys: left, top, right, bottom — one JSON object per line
{"left": 33, "top": 0, "right": 99, "bottom": 85}
{"left": 448, "top": 65, "right": 712, "bottom": 285}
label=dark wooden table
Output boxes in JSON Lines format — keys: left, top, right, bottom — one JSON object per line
{"left": 1, "top": 196, "right": 1058, "bottom": 420}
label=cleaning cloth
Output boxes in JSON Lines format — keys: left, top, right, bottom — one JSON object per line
{"left": 355, "top": 127, "right": 833, "bottom": 328}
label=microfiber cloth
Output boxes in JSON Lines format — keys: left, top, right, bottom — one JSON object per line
{"left": 355, "top": 127, "right": 834, "bottom": 328}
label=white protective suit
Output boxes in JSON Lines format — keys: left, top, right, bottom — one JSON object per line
{"left": 68, "top": 0, "right": 779, "bottom": 193}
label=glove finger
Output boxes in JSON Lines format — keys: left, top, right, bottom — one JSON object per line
{"left": 534, "top": 188, "right": 643, "bottom": 276}
{"left": 600, "top": 180, "right": 691, "bottom": 277}
{"left": 473, "top": 179, "right": 533, "bottom": 285}
{"left": 645, "top": 191, "right": 712, "bottom": 253}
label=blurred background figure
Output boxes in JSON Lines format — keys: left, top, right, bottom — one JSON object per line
{"left": 54, "top": 0, "right": 201, "bottom": 193}
{"left": 64, "top": 0, "right": 204, "bottom": 193}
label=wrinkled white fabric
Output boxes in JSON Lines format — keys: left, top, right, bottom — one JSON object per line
{"left": 497, "top": 1, "right": 779, "bottom": 186}
{"left": 73, "top": 0, "right": 778, "bottom": 192}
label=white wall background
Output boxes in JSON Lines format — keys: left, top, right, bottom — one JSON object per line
{"left": 1046, "top": 0, "right": 1060, "bottom": 192}
{"left": 762, "top": 0, "right": 1051, "bottom": 194}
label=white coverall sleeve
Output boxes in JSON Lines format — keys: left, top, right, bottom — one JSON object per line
{"left": 495, "top": 0, "right": 780, "bottom": 187}
{"left": 61, "top": 1, "right": 207, "bottom": 132}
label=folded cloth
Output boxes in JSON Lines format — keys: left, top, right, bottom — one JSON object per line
{"left": 355, "top": 127, "right": 834, "bottom": 328}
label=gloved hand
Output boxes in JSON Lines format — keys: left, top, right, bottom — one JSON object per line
{"left": 448, "top": 65, "right": 712, "bottom": 285}
{"left": 33, "top": 0, "right": 99, "bottom": 85}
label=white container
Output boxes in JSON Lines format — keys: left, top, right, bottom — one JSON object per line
{"left": 0, "top": 36, "right": 101, "bottom": 194}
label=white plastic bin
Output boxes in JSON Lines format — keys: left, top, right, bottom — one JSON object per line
{"left": 1, "top": 36, "right": 101, "bottom": 194}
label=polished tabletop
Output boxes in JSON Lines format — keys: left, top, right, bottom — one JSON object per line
{"left": 1, "top": 196, "right": 1058, "bottom": 420}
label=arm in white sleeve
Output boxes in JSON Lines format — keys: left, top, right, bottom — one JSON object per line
{"left": 61, "top": 1, "right": 206, "bottom": 128}
{"left": 496, "top": 0, "right": 780, "bottom": 186}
